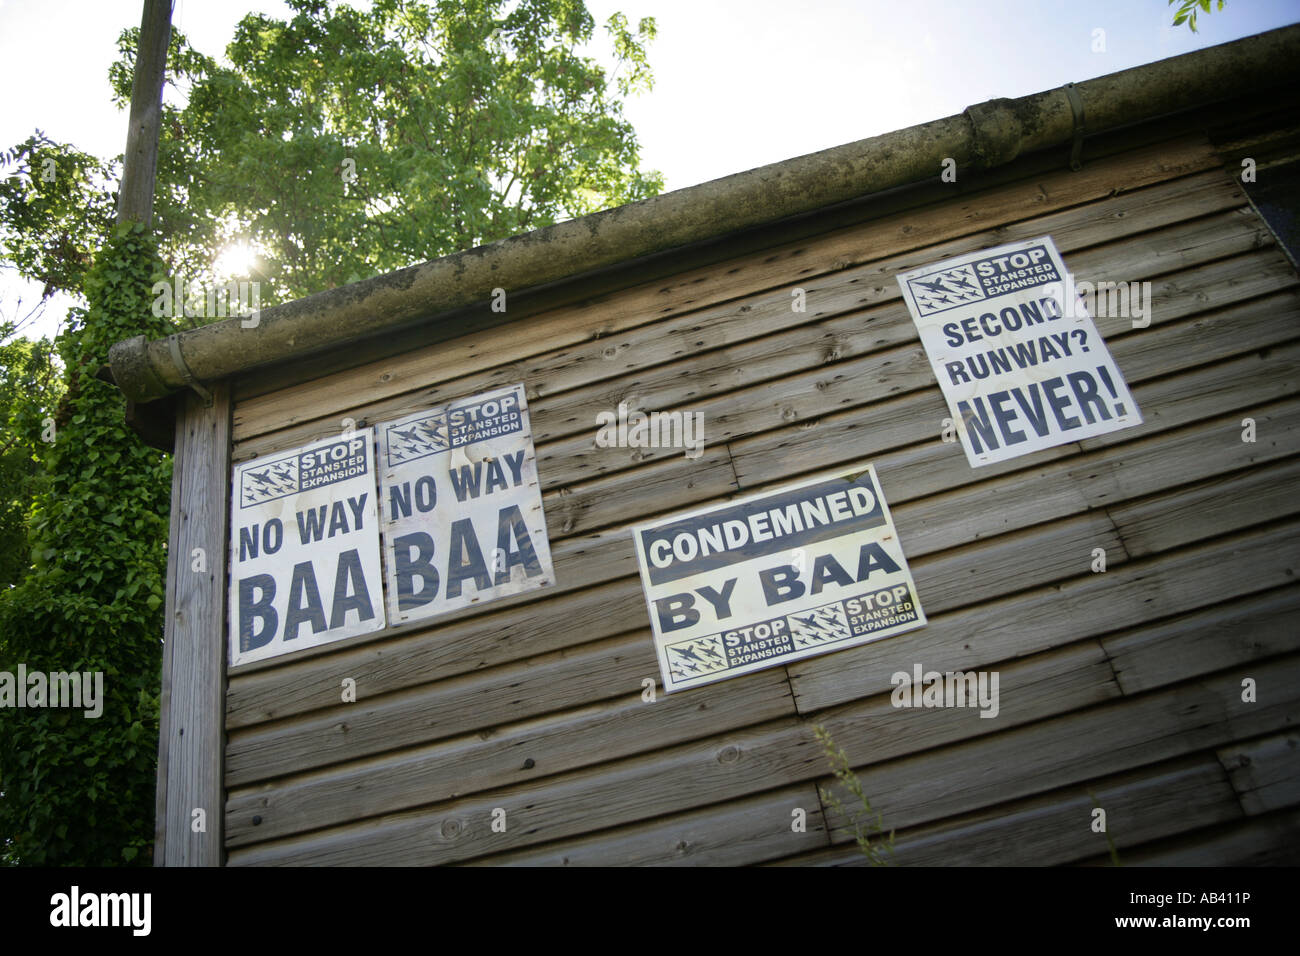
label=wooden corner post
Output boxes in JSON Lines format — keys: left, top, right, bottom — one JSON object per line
{"left": 155, "top": 383, "right": 231, "bottom": 865}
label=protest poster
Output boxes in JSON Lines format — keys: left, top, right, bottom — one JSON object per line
{"left": 377, "top": 383, "right": 555, "bottom": 626}
{"left": 897, "top": 235, "right": 1142, "bottom": 467}
{"left": 632, "top": 462, "right": 925, "bottom": 693}
{"left": 228, "top": 429, "right": 385, "bottom": 667}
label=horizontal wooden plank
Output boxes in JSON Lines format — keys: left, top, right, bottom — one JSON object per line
{"left": 231, "top": 136, "right": 1224, "bottom": 447}
{"left": 846, "top": 413, "right": 1300, "bottom": 657}
{"left": 789, "top": 514, "right": 1300, "bottom": 713}
{"left": 815, "top": 655, "right": 1300, "bottom": 840}
{"left": 226, "top": 651, "right": 1300, "bottom": 865}
{"left": 227, "top": 629, "right": 655, "bottom": 770}
{"left": 1217, "top": 731, "right": 1300, "bottom": 816}
{"left": 1108, "top": 456, "right": 1300, "bottom": 558}
{"left": 467, "top": 783, "right": 828, "bottom": 867}
{"left": 539, "top": 442, "right": 739, "bottom": 539}
{"left": 892, "top": 407, "right": 1300, "bottom": 564}
{"left": 1091, "top": 807, "right": 1300, "bottom": 865}
{"left": 1104, "top": 585, "right": 1300, "bottom": 695}
{"left": 1055, "top": 374, "right": 1300, "bottom": 512}
{"left": 227, "top": 637, "right": 1109, "bottom": 862}
{"left": 809, "top": 640, "right": 1118, "bottom": 772}
{"left": 770, "top": 754, "right": 1238, "bottom": 866}
{"left": 228, "top": 620, "right": 650, "bottom": 730}
{"left": 227, "top": 713, "right": 809, "bottom": 866}
{"left": 912, "top": 511, "right": 1127, "bottom": 613}
{"left": 1090, "top": 256, "right": 1298, "bottom": 377}
{"left": 226, "top": 665, "right": 795, "bottom": 843}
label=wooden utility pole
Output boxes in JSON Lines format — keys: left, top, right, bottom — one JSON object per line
{"left": 117, "top": 0, "right": 173, "bottom": 225}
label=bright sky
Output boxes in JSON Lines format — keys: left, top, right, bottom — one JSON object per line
{"left": 2, "top": 0, "right": 1298, "bottom": 341}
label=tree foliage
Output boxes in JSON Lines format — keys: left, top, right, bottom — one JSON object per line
{"left": 0, "top": 223, "right": 174, "bottom": 865}
{"left": 1169, "top": 0, "right": 1226, "bottom": 33}
{"left": 0, "top": 327, "right": 63, "bottom": 591}
{"left": 0, "top": 133, "right": 99, "bottom": 588}
{"left": 111, "top": 0, "right": 662, "bottom": 303}
{"left": 0, "top": 135, "right": 118, "bottom": 300}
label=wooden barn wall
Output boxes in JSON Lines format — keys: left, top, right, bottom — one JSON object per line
{"left": 219, "top": 129, "right": 1300, "bottom": 866}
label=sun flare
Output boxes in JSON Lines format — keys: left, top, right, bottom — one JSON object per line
{"left": 213, "top": 242, "right": 257, "bottom": 278}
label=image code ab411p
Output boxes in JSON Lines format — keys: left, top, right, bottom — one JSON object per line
{"left": 632, "top": 463, "right": 926, "bottom": 693}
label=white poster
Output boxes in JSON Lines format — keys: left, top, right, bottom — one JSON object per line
{"left": 632, "top": 462, "right": 925, "bottom": 693}
{"left": 377, "top": 383, "right": 555, "bottom": 626}
{"left": 228, "top": 430, "right": 386, "bottom": 667}
{"left": 897, "top": 235, "right": 1142, "bottom": 467}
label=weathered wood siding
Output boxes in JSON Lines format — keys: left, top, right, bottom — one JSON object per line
{"left": 220, "top": 128, "right": 1300, "bottom": 866}
{"left": 158, "top": 385, "right": 231, "bottom": 866}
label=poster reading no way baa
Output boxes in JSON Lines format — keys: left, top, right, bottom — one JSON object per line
{"left": 632, "top": 463, "right": 926, "bottom": 693}
{"left": 377, "top": 383, "right": 555, "bottom": 627}
{"left": 229, "top": 429, "right": 385, "bottom": 667}
{"left": 897, "top": 235, "right": 1141, "bottom": 467}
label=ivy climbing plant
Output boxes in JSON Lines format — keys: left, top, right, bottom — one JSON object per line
{"left": 0, "top": 223, "right": 175, "bottom": 865}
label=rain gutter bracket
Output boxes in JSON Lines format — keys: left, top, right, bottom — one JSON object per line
{"left": 167, "top": 334, "right": 213, "bottom": 407}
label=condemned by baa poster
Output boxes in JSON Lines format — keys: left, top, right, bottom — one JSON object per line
{"left": 632, "top": 463, "right": 925, "bottom": 693}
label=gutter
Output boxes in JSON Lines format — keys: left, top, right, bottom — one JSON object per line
{"left": 108, "top": 24, "right": 1300, "bottom": 404}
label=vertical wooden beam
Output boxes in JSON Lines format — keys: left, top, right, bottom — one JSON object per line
{"left": 156, "top": 383, "right": 231, "bottom": 865}
{"left": 120, "top": 0, "right": 174, "bottom": 862}
{"left": 117, "top": 0, "right": 173, "bottom": 226}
